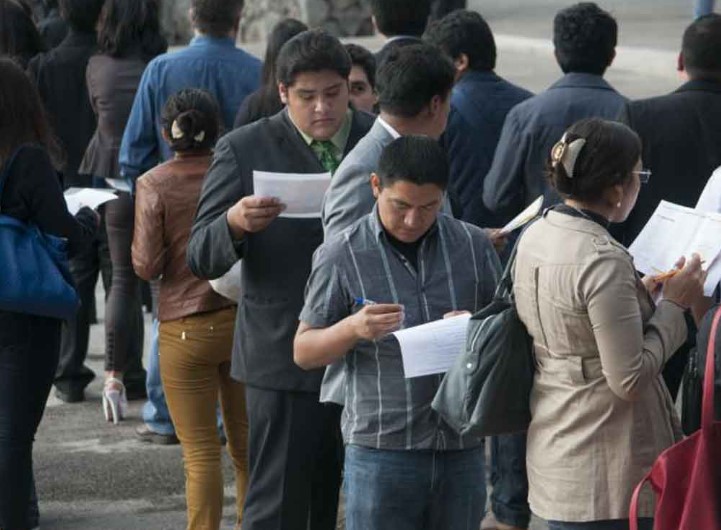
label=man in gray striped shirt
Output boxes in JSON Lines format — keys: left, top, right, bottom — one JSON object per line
{"left": 295, "top": 136, "right": 501, "bottom": 529}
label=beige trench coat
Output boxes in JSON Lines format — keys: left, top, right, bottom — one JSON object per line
{"left": 513, "top": 211, "right": 686, "bottom": 522}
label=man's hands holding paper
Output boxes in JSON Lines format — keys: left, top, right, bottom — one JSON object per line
{"left": 350, "top": 304, "right": 405, "bottom": 341}
{"left": 226, "top": 196, "right": 286, "bottom": 238}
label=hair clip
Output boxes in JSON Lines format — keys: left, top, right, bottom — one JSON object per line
{"left": 194, "top": 130, "right": 205, "bottom": 143}
{"left": 171, "top": 120, "right": 184, "bottom": 140}
{"left": 551, "top": 133, "right": 586, "bottom": 178}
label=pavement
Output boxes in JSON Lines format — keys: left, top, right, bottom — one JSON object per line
{"left": 33, "top": 3, "right": 700, "bottom": 529}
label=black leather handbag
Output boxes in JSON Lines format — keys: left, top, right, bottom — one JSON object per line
{"left": 432, "top": 235, "right": 535, "bottom": 437}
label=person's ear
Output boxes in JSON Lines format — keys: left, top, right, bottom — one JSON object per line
{"left": 279, "top": 83, "right": 289, "bottom": 105}
{"left": 428, "top": 94, "right": 442, "bottom": 117}
{"left": 605, "top": 183, "right": 624, "bottom": 216}
{"left": 161, "top": 128, "right": 170, "bottom": 143}
{"left": 370, "top": 173, "right": 382, "bottom": 199}
{"left": 454, "top": 53, "right": 470, "bottom": 79}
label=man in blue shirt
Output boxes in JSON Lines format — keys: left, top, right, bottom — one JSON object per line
{"left": 119, "top": 0, "right": 261, "bottom": 183}
{"left": 120, "top": 0, "right": 261, "bottom": 443}
{"left": 482, "top": 2, "right": 627, "bottom": 225}
{"left": 424, "top": 9, "right": 532, "bottom": 228}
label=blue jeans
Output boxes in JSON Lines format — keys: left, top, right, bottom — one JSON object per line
{"left": 694, "top": 0, "right": 715, "bottom": 18}
{"left": 344, "top": 444, "right": 486, "bottom": 530}
{"left": 490, "top": 432, "right": 531, "bottom": 528}
{"left": 548, "top": 519, "right": 653, "bottom": 530}
{"left": 142, "top": 319, "right": 175, "bottom": 435}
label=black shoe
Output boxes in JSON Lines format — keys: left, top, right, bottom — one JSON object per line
{"left": 54, "top": 387, "right": 85, "bottom": 403}
{"left": 125, "top": 384, "right": 148, "bottom": 401}
{"left": 135, "top": 424, "right": 179, "bottom": 445}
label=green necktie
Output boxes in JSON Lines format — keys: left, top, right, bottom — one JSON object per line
{"left": 311, "top": 140, "right": 340, "bottom": 174}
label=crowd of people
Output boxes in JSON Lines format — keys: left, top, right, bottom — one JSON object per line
{"left": 0, "top": 0, "right": 720, "bottom": 529}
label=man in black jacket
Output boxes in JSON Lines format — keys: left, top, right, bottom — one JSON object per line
{"left": 188, "top": 30, "right": 374, "bottom": 530}
{"left": 617, "top": 14, "right": 721, "bottom": 401}
{"left": 618, "top": 14, "right": 721, "bottom": 245}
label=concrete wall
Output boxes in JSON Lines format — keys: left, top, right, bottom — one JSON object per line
{"left": 160, "top": 0, "right": 373, "bottom": 45}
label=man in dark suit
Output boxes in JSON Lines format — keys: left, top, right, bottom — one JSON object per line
{"left": 424, "top": 9, "right": 533, "bottom": 228}
{"left": 188, "top": 30, "right": 374, "bottom": 530}
{"left": 482, "top": 2, "right": 627, "bottom": 225}
{"left": 371, "top": 0, "right": 430, "bottom": 67}
{"left": 618, "top": 14, "right": 721, "bottom": 244}
{"left": 617, "top": 14, "right": 721, "bottom": 400}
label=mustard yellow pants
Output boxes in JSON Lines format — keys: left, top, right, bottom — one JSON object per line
{"left": 159, "top": 306, "right": 247, "bottom": 530}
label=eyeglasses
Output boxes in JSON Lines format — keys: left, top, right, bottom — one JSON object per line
{"left": 633, "top": 169, "right": 652, "bottom": 184}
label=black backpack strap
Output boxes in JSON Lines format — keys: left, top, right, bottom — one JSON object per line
{"left": 494, "top": 215, "right": 541, "bottom": 300}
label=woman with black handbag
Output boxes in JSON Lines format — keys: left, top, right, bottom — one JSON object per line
{"left": 0, "top": 58, "right": 96, "bottom": 530}
{"left": 512, "top": 118, "right": 707, "bottom": 530}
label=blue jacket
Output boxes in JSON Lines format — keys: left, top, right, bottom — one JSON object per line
{"left": 482, "top": 73, "right": 627, "bottom": 223}
{"left": 119, "top": 35, "right": 261, "bottom": 182}
{"left": 443, "top": 71, "right": 532, "bottom": 227}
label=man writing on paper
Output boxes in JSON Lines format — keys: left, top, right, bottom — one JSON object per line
{"left": 187, "top": 30, "right": 373, "bottom": 530}
{"left": 294, "top": 136, "right": 501, "bottom": 530}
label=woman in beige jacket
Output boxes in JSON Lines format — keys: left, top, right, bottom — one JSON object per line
{"left": 513, "top": 118, "right": 706, "bottom": 530}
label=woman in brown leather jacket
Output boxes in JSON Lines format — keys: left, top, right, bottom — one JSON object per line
{"left": 131, "top": 89, "right": 247, "bottom": 530}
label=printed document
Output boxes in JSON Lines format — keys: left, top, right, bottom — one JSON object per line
{"left": 253, "top": 171, "right": 331, "bottom": 218}
{"left": 393, "top": 314, "right": 471, "bottom": 378}
{"left": 64, "top": 188, "right": 118, "bottom": 215}
{"left": 499, "top": 195, "right": 543, "bottom": 235}
{"left": 628, "top": 201, "right": 721, "bottom": 295}
{"left": 695, "top": 166, "right": 721, "bottom": 213}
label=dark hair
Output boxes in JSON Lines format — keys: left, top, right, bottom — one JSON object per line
{"left": 553, "top": 2, "right": 617, "bottom": 75}
{"left": 191, "top": 0, "right": 243, "bottom": 37}
{"left": 424, "top": 10, "right": 496, "bottom": 72}
{"left": 345, "top": 43, "right": 376, "bottom": 89}
{"left": 161, "top": 88, "right": 221, "bottom": 153}
{"left": 58, "top": 0, "right": 103, "bottom": 32}
{"left": 547, "top": 118, "right": 641, "bottom": 202}
{"left": 241, "top": 18, "right": 307, "bottom": 121}
{"left": 682, "top": 14, "right": 721, "bottom": 78}
{"left": 276, "top": 29, "right": 351, "bottom": 87}
{"left": 376, "top": 43, "right": 454, "bottom": 118}
{"left": 0, "top": 57, "right": 63, "bottom": 167}
{"left": 370, "top": 0, "right": 431, "bottom": 37}
{"left": 0, "top": 0, "right": 45, "bottom": 67}
{"left": 378, "top": 135, "right": 448, "bottom": 189}
{"left": 97, "top": 0, "right": 167, "bottom": 60}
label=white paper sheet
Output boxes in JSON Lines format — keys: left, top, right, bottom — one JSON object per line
{"left": 499, "top": 195, "right": 543, "bottom": 235}
{"left": 628, "top": 201, "right": 721, "bottom": 295}
{"left": 393, "top": 314, "right": 471, "bottom": 378}
{"left": 253, "top": 171, "right": 331, "bottom": 218}
{"left": 695, "top": 166, "right": 721, "bottom": 214}
{"left": 105, "top": 177, "right": 132, "bottom": 192}
{"left": 64, "top": 188, "right": 118, "bottom": 215}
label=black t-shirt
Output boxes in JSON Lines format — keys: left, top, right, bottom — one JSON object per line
{"left": 383, "top": 224, "right": 434, "bottom": 271}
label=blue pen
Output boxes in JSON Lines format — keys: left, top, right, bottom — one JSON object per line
{"left": 353, "top": 297, "right": 377, "bottom": 306}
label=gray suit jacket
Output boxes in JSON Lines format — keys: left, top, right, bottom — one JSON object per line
{"left": 188, "top": 109, "right": 374, "bottom": 392}
{"left": 322, "top": 119, "right": 394, "bottom": 241}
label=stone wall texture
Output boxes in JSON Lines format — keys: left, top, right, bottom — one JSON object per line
{"left": 160, "top": 0, "right": 373, "bottom": 45}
